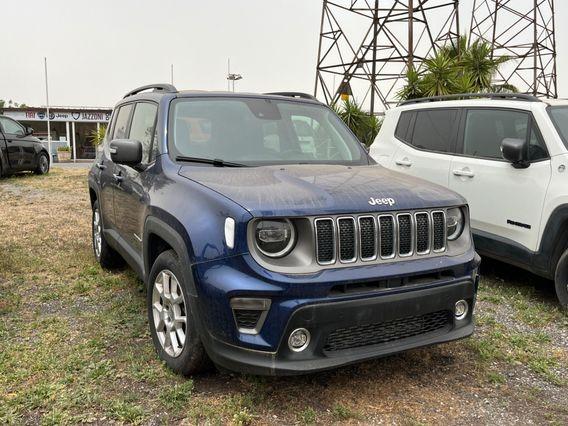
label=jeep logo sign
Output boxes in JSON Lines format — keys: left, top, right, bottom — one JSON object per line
{"left": 368, "top": 197, "right": 396, "bottom": 207}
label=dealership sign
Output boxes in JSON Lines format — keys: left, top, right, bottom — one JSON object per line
{"left": 4, "top": 110, "right": 111, "bottom": 123}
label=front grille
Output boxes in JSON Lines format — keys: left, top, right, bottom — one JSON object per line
{"left": 323, "top": 310, "right": 452, "bottom": 352}
{"left": 234, "top": 310, "right": 262, "bottom": 330}
{"left": 315, "top": 210, "right": 447, "bottom": 265}
{"left": 416, "top": 213, "right": 430, "bottom": 254}
{"left": 338, "top": 218, "right": 356, "bottom": 262}
{"left": 432, "top": 211, "right": 446, "bottom": 251}
{"left": 397, "top": 214, "right": 412, "bottom": 256}
{"left": 315, "top": 219, "right": 335, "bottom": 264}
{"left": 379, "top": 215, "right": 395, "bottom": 258}
{"left": 359, "top": 217, "right": 376, "bottom": 260}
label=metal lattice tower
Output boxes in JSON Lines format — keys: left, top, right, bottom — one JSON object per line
{"left": 470, "top": 0, "right": 557, "bottom": 98}
{"left": 314, "top": 0, "right": 460, "bottom": 113}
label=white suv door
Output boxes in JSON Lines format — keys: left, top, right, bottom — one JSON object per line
{"left": 449, "top": 108, "right": 552, "bottom": 252}
{"left": 388, "top": 108, "right": 460, "bottom": 187}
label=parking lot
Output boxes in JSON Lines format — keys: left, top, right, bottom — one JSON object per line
{"left": 1, "top": 168, "right": 567, "bottom": 425}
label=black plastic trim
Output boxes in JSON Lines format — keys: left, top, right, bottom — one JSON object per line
{"left": 472, "top": 208, "right": 568, "bottom": 279}
{"left": 144, "top": 216, "right": 197, "bottom": 295}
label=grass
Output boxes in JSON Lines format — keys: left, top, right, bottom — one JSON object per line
{"left": 0, "top": 168, "right": 567, "bottom": 424}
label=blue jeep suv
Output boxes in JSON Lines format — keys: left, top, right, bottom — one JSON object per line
{"left": 88, "top": 84, "right": 480, "bottom": 376}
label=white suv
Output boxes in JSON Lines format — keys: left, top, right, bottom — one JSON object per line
{"left": 370, "top": 94, "right": 568, "bottom": 307}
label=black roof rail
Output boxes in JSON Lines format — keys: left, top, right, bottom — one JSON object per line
{"left": 265, "top": 92, "right": 318, "bottom": 101}
{"left": 123, "top": 83, "right": 178, "bottom": 99}
{"left": 399, "top": 93, "right": 540, "bottom": 106}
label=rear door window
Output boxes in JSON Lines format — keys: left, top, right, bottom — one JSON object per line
{"left": 409, "top": 109, "right": 459, "bottom": 153}
{"left": 394, "top": 111, "right": 413, "bottom": 142}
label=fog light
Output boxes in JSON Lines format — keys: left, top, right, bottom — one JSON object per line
{"left": 288, "top": 328, "right": 310, "bottom": 352}
{"left": 455, "top": 300, "right": 469, "bottom": 320}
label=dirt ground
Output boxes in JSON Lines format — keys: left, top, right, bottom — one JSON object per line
{"left": 0, "top": 168, "right": 567, "bottom": 425}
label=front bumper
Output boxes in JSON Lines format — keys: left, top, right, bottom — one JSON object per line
{"left": 201, "top": 278, "right": 476, "bottom": 375}
{"left": 192, "top": 251, "right": 480, "bottom": 375}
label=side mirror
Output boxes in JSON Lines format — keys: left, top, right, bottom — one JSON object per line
{"left": 25, "top": 126, "right": 34, "bottom": 136}
{"left": 501, "top": 138, "right": 529, "bottom": 169}
{"left": 109, "top": 139, "right": 143, "bottom": 166}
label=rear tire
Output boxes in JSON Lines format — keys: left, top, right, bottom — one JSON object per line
{"left": 554, "top": 249, "right": 568, "bottom": 309}
{"left": 34, "top": 152, "right": 50, "bottom": 175}
{"left": 92, "top": 200, "right": 124, "bottom": 269}
{"left": 147, "top": 250, "right": 210, "bottom": 376}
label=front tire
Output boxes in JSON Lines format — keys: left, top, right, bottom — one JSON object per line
{"left": 92, "top": 200, "right": 124, "bottom": 269}
{"left": 34, "top": 152, "right": 50, "bottom": 175}
{"left": 147, "top": 250, "right": 210, "bottom": 376}
{"left": 554, "top": 249, "right": 568, "bottom": 308}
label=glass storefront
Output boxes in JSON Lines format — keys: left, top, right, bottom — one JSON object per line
{"left": 1, "top": 107, "right": 111, "bottom": 160}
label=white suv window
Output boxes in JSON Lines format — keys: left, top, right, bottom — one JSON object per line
{"left": 462, "top": 109, "right": 547, "bottom": 161}
{"left": 407, "top": 109, "right": 459, "bottom": 153}
{"left": 548, "top": 106, "right": 568, "bottom": 149}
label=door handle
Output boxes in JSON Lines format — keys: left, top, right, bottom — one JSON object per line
{"left": 453, "top": 169, "right": 475, "bottom": 178}
{"left": 113, "top": 173, "right": 123, "bottom": 183}
{"left": 96, "top": 162, "right": 106, "bottom": 170}
{"left": 395, "top": 158, "right": 413, "bottom": 167}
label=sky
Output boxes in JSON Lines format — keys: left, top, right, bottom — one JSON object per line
{"left": 1, "top": 0, "right": 567, "bottom": 108}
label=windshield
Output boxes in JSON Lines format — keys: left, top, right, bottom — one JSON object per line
{"left": 168, "top": 97, "right": 368, "bottom": 166}
{"left": 548, "top": 106, "right": 568, "bottom": 149}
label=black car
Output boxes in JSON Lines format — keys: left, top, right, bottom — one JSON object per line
{"left": 0, "top": 115, "right": 50, "bottom": 177}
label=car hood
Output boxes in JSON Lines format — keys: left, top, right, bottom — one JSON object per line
{"left": 178, "top": 164, "right": 465, "bottom": 217}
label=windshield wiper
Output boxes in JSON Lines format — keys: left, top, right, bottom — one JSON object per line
{"left": 175, "top": 156, "right": 247, "bottom": 168}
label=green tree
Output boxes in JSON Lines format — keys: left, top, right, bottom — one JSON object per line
{"left": 397, "top": 36, "right": 516, "bottom": 101}
{"left": 460, "top": 38, "right": 509, "bottom": 91}
{"left": 334, "top": 99, "right": 382, "bottom": 147}
{"left": 89, "top": 125, "right": 108, "bottom": 146}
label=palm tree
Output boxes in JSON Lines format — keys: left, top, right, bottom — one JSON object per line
{"left": 334, "top": 99, "right": 382, "bottom": 147}
{"left": 90, "top": 125, "right": 108, "bottom": 147}
{"left": 397, "top": 36, "right": 514, "bottom": 101}
{"left": 396, "top": 67, "right": 424, "bottom": 100}
{"left": 420, "top": 52, "right": 457, "bottom": 97}
{"left": 460, "top": 39, "right": 509, "bottom": 92}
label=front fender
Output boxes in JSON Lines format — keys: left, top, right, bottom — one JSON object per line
{"left": 144, "top": 214, "right": 198, "bottom": 295}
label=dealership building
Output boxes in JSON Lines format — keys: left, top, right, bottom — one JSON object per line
{"left": 1, "top": 106, "right": 112, "bottom": 160}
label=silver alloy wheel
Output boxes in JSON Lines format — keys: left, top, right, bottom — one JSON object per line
{"left": 152, "top": 270, "right": 187, "bottom": 358}
{"left": 93, "top": 209, "right": 102, "bottom": 259}
{"left": 39, "top": 155, "right": 49, "bottom": 173}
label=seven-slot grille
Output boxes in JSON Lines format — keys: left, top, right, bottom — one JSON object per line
{"left": 323, "top": 310, "right": 452, "bottom": 352}
{"left": 315, "top": 211, "right": 447, "bottom": 265}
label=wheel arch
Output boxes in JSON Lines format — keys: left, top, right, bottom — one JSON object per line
{"left": 88, "top": 186, "right": 98, "bottom": 209}
{"left": 38, "top": 148, "right": 50, "bottom": 161}
{"left": 144, "top": 215, "right": 197, "bottom": 296}
{"left": 535, "top": 204, "right": 568, "bottom": 277}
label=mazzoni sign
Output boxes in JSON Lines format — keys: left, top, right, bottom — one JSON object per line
{"left": 4, "top": 110, "right": 111, "bottom": 123}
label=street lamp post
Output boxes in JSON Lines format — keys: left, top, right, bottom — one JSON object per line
{"left": 226, "top": 58, "right": 243, "bottom": 92}
{"left": 227, "top": 73, "right": 243, "bottom": 92}
{"left": 44, "top": 57, "right": 52, "bottom": 165}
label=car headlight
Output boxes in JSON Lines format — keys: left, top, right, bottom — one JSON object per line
{"left": 254, "top": 219, "right": 296, "bottom": 258}
{"left": 446, "top": 208, "right": 464, "bottom": 241}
